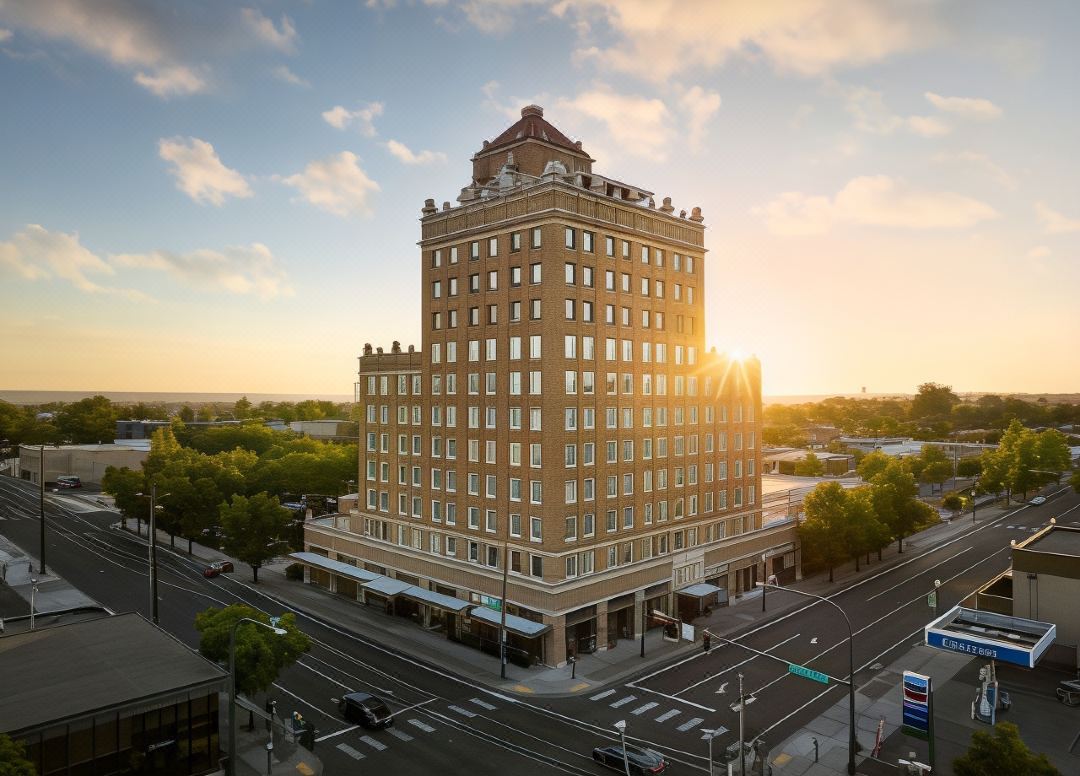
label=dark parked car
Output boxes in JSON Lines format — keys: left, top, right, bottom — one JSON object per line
{"left": 202, "top": 560, "right": 234, "bottom": 578}
{"left": 592, "top": 744, "right": 668, "bottom": 774}
{"left": 56, "top": 475, "right": 82, "bottom": 488}
{"left": 339, "top": 691, "right": 394, "bottom": 729}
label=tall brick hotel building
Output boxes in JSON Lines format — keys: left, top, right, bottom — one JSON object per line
{"left": 300, "top": 106, "right": 799, "bottom": 667}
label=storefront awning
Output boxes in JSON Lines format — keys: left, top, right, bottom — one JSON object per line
{"left": 468, "top": 606, "right": 551, "bottom": 638}
{"left": 678, "top": 582, "right": 724, "bottom": 598}
{"left": 363, "top": 577, "right": 413, "bottom": 596}
{"left": 290, "top": 552, "right": 380, "bottom": 583}
{"left": 400, "top": 586, "right": 473, "bottom": 613}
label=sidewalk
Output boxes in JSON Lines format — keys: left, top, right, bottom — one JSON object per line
{"left": 0, "top": 533, "right": 102, "bottom": 630}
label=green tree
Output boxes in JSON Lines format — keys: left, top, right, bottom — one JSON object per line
{"left": 952, "top": 721, "right": 1060, "bottom": 776}
{"left": 55, "top": 395, "right": 120, "bottom": 444}
{"left": 178, "top": 405, "right": 196, "bottom": 422}
{"left": 911, "top": 382, "right": 959, "bottom": 420}
{"left": 917, "top": 445, "right": 954, "bottom": 493}
{"left": 844, "top": 486, "right": 887, "bottom": 571}
{"left": 1035, "top": 428, "right": 1072, "bottom": 483}
{"left": 793, "top": 451, "right": 825, "bottom": 477}
{"left": 194, "top": 605, "right": 311, "bottom": 709}
{"left": 101, "top": 466, "right": 147, "bottom": 532}
{"left": 856, "top": 450, "right": 891, "bottom": 482}
{"left": 233, "top": 396, "right": 253, "bottom": 420}
{"left": 220, "top": 493, "right": 292, "bottom": 582}
{"left": 799, "top": 482, "right": 851, "bottom": 582}
{"left": 942, "top": 492, "right": 964, "bottom": 516}
{"left": 870, "top": 459, "right": 935, "bottom": 553}
{"left": 957, "top": 457, "right": 982, "bottom": 478}
{"left": 0, "top": 733, "right": 36, "bottom": 776}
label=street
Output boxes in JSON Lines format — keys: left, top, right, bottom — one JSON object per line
{"left": 2, "top": 475, "right": 1076, "bottom": 774}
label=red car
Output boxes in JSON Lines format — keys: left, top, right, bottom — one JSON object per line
{"left": 203, "top": 561, "right": 235, "bottom": 578}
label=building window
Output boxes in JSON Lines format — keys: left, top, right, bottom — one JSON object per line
{"left": 511, "top": 232, "right": 522, "bottom": 252}
{"left": 531, "top": 227, "right": 542, "bottom": 249}
{"left": 530, "top": 263, "right": 542, "bottom": 284}
{"left": 470, "top": 241, "right": 480, "bottom": 260}
{"left": 565, "top": 227, "right": 576, "bottom": 249}
{"left": 488, "top": 237, "right": 498, "bottom": 257}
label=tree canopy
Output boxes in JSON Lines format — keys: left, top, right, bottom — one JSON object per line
{"left": 977, "top": 420, "right": 1072, "bottom": 501}
{"left": 220, "top": 493, "right": 293, "bottom": 582}
{"left": 793, "top": 451, "right": 825, "bottom": 477}
{"left": 194, "top": 605, "right": 311, "bottom": 697}
{"left": 0, "top": 734, "right": 36, "bottom": 776}
{"left": 952, "top": 721, "right": 1060, "bottom": 776}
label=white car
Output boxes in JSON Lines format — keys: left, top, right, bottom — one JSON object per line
{"left": 1029, "top": 496, "right": 1047, "bottom": 506}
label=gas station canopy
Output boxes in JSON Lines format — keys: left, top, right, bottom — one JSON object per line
{"left": 924, "top": 606, "right": 1056, "bottom": 668}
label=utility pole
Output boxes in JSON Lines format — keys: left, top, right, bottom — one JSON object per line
{"left": 149, "top": 483, "right": 160, "bottom": 625}
{"left": 499, "top": 536, "right": 509, "bottom": 679}
{"left": 730, "top": 672, "right": 756, "bottom": 776}
{"left": 38, "top": 445, "right": 46, "bottom": 575}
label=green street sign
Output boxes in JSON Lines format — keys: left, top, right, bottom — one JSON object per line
{"left": 927, "top": 591, "right": 938, "bottom": 609}
{"left": 788, "top": 663, "right": 829, "bottom": 685}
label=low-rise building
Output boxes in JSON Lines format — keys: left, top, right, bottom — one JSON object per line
{"left": 18, "top": 442, "right": 149, "bottom": 487}
{"left": 0, "top": 612, "right": 227, "bottom": 774}
{"left": 762, "top": 447, "right": 854, "bottom": 476}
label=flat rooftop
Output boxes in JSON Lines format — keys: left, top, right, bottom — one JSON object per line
{"left": 0, "top": 612, "right": 227, "bottom": 735}
{"left": 1022, "top": 526, "right": 1080, "bottom": 556}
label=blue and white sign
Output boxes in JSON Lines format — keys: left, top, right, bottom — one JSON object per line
{"left": 924, "top": 607, "right": 1056, "bottom": 669}
{"left": 902, "top": 671, "right": 932, "bottom": 741}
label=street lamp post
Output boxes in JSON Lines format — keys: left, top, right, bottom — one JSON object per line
{"left": 136, "top": 485, "right": 169, "bottom": 625}
{"left": 758, "top": 582, "right": 858, "bottom": 775}
{"left": 228, "top": 617, "right": 287, "bottom": 776}
{"left": 29, "top": 578, "right": 38, "bottom": 631}
{"left": 499, "top": 537, "right": 510, "bottom": 680}
{"left": 731, "top": 672, "right": 757, "bottom": 776}
{"left": 971, "top": 485, "right": 978, "bottom": 524}
{"left": 702, "top": 727, "right": 721, "bottom": 776}
{"left": 613, "top": 719, "right": 631, "bottom": 776}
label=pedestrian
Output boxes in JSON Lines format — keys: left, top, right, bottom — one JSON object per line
{"left": 703, "top": 630, "right": 711, "bottom": 653}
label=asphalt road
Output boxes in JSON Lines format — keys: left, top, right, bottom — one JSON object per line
{"left": 2, "top": 475, "right": 1076, "bottom": 775}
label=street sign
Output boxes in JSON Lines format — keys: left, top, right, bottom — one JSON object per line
{"left": 787, "top": 663, "right": 829, "bottom": 685}
{"left": 927, "top": 591, "right": 937, "bottom": 609}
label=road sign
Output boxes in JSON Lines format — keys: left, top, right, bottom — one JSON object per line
{"left": 927, "top": 591, "right": 937, "bottom": 609}
{"left": 902, "top": 671, "right": 932, "bottom": 741}
{"left": 788, "top": 663, "right": 829, "bottom": 685}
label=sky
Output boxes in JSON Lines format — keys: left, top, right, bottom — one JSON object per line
{"left": 1, "top": 0, "right": 1078, "bottom": 399}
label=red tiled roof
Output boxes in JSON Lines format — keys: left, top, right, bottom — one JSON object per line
{"left": 484, "top": 105, "right": 586, "bottom": 155}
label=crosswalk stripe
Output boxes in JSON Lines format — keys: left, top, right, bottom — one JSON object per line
{"left": 407, "top": 718, "right": 436, "bottom": 733}
{"left": 590, "top": 689, "right": 616, "bottom": 701}
{"left": 610, "top": 695, "right": 636, "bottom": 708}
{"left": 677, "top": 716, "right": 704, "bottom": 732}
{"left": 470, "top": 697, "right": 497, "bottom": 710}
{"left": 701, "top": 725, "right": 729, "bottom": 739}
{"left": 655, "top": 709, "right": 681, "bottom": 723}
{"left": 449, "top": 704, "right": 477, "bottom": 718}
{"left": 337, "top": 743, "right": 365, "bottom": 760}
{"left": 387, "top": 727, "right": 414, "bottom": 742}
{"left": 359, "top": 735, "right": 387, "bottom": 751}
{"left": 631, "top": 702, "right": 658, "bottom": 715}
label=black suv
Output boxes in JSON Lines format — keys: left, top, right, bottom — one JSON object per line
{"left": 592, "top": 744, "right": 668, "bottom": 774}
{"left": 339, "top": 692, "right": 394, "bottom": 729}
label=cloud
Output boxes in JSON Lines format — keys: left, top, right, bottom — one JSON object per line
{"left": 556, "top": 85, "right": 673, "bottom": 159}
{"left": 677, "top": 85, "right": 721, "bottom": 151}
{"left": 0, "top": 28, "right": 12, "bottom": 42}
{"left": 1026, "top": 246, "right": 1051, "bottom": 260}
{"left": 0, "top": 224, "right": 145, "bottom": 298}
{"left": 752, "top": 175, "right": 998, "bottom": 235}
{"left": 321, "top": 102, "right": 384, "bottom": 136}
{"left": 932, "top": 151, "right": 1015, "bottom": 189}
{"left": 134, "top": 65, "right": 207, "bottom": 98}
{"left": 280, "top": 152, "right": 380, "bottom": 217}
{"left": 1035, "top": 202, "right": 1080, "bottom": 234}
{"left": 273, "top": 64, "right": 309, "bottom": 87}
{"left": 560, "top": 0, "right": 932, "bottom": 83}
{"left": 925, "top": 92, "right": 1002, "bottom": 119}
{"left": 158, "top": 137, "right": 253, "bottom": 206}
{"left": 0, "top": 0, "right": 209, "bottom": 97}
{"left": 386, "top": 140, "right": 447, "bottom": 165}
{"left": 241, "top": 7, "right": 298, "bottom": 53}
{"left": 904, "top": 115, "right": 950, "bottom": 137}
{"left": 111, "top": 243, "right": 293, "bottom": 299}
{"left": 837, "top": 84, "right": 950, "bottom": 137}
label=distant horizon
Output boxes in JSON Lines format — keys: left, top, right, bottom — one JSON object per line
{"left": 3, "top": 388, "right": 1078, "bottom": 408}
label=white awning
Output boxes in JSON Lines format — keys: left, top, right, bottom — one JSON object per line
{"left": 678, "top": 582, "right": 724, "bottom": 598}
{"left": 290, "top": 552, "right": 380, "bottom": 583}
{"left": 400, "top": 586, "right": 473, "bottom": 613}
{"left": 467, "top": 606, "right": 551, "bottom": 638}
{"left": 362, "top": 577, "right": 413, "bottom": 596}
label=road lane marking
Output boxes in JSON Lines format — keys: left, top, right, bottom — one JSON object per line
{"left": 336, "top": 743, "right": 365, "bottom": 760}
{"left": 701, "top": 726, "right": 728, "bottom": 738}
{"left": 677, "top": 717, "right": 704, "bottom": 732}
{"left": 859, "top": 545, "right": 973, "bottom": 600}
{"left": 590, "top": 689, "right": 616, "bottom": 701}
{"left": 407, "top": 718, "right": 436, "bottom": 733}
{"left": 359, "top": 735, "right": 387, "bottom": 751}
{"left": 631, "top": 702, "right": 658, "bottom": 715}
{"left": 448, "top": 704, "right": 477, "bottom": 718}
{"left": 470, "top": 697, "right": 497, "bottom": 710}
{"left": 655, "top": 709, "right": 681, "bottom": 723}
{"left": 673, "top": 633, "right": 801, "bottom": 696}
{"left": 314, "top": 725, "right": 359, "bottom": 743}
{"left": 610, "top": 695, "right": 636, "bottom": 708}
{"left": 387, "top": 727, "right": 414, "bottom": 742}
